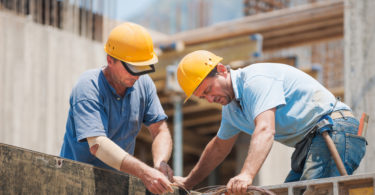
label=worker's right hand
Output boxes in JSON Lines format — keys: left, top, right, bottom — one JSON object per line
{"left": 173, "top": 176, "right": 192, "bottom": 190}
{"left": 141, "top": 168, "right": 174, "bottom": 194}
{"left": 155, "top": 161, "right": 174, "bottom": 182}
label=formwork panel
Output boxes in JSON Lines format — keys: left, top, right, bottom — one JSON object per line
{"left": 293, "top": 183, "right": 333, "bottom": 195}
{"left": 264, "top": 173, "right": 375, "bottom": 195}
{"left": 339, "top": 178, "right": 374, "bottom": 195}
{"left": 0, "top": 143, "right": 186, "bottom": 194}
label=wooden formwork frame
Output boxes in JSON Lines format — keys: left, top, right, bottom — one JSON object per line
{"left": 263, "top": 173, "right": 374, "bottom": 195}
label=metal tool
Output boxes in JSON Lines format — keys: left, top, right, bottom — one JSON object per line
{"left": 358, "top": 113, "right": 369, "bottom": 136}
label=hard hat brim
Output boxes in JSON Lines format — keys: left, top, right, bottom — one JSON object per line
{"left": 125, "top": 52, "right": 158, "bottom": 66}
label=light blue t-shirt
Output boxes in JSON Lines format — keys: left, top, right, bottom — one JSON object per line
{"left": 60, "top": 69, "right": 167, "bottom": 170}
{"left": 217, "top": 63, "right": 349, "bottom": 147}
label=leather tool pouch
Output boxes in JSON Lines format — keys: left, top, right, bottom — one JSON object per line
{"left": 291, "top": 128, "right": 316, "bottom": 173}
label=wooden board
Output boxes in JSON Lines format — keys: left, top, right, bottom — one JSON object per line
{"left": 0, "top": 143, "right": 186, "bottom": 194}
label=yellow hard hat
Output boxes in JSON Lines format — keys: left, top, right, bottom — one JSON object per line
{"left": 177, "top": 50, "right": 223, "bottom": 102}
{"left": 104, "top": 22, "right": 158, "bottom": 74}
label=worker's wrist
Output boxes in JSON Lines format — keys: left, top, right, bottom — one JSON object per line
{"left": 183, "top": 177, "right": 195, "bottom": 190}
{"left": 154, "top": 160, "right": 167, "bottom": 168}
{"left": 240, "top": 168, "right": 255, "bottom": 179}
{"left": 119, "top": 155, "right": 129, "bottom": 173}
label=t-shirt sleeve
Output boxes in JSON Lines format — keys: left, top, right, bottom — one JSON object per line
{"left": 243, "top": 76, "right": 286, "bottom": 120}
{"left": 217, "top": 117, "right": 241, "bottom": 140}
{"left": 143, "top": 78, "right": 168, "bottom": 126}
{"left": 72, "top": 100, "right": 108, "bottom": 142}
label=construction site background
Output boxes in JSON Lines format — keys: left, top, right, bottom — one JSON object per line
{"left": 0, "top": 0, "right": 374, "bottom": 189}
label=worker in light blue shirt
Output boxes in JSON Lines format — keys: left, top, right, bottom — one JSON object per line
{"left": 173, "top": 50, "right": 367, "bottom": 194}
{"left": 60, "top": 23, "right": 174, "bottom": 194}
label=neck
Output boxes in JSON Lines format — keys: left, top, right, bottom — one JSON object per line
{"left": 102, "top": 67, "right": 127, "bottom": 97}
{"left": 227, "top": 71, "right": 235, "bottom": 100}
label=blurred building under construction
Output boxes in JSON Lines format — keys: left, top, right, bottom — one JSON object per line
{"left": 1, "top": 0, "right": 375, "bottom": 192}
{"left": 243, "top": 0, "right": 290, "bottom": 16}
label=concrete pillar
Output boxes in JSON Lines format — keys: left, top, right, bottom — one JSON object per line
{"left": 344, "top": 0, "right": 375, "bottom": 173}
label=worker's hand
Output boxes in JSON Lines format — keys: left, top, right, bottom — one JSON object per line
{"left": 173, "top": 176, "right": 192, "bottom": 190}
{"left": 155, "top": 161, "right": 174, "bottom": 182}
{"left": 141, "top": 167, "right": 174, "bottom": 194}
{"left": 226, "top": 173, "right": 253, "bottom": 194}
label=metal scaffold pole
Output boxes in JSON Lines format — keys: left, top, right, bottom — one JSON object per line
{"left": 166, "top": 64, "right": 184, "bottom": 176}
{"left": 173, "top": 95, "right": 183, "bottom": 176}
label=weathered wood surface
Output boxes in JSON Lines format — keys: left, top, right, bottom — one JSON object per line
{"left": 0, "top": 143, "right": 186, "bottom": 194}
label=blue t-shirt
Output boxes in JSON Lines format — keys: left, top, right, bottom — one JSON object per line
{"left": 217, "top": 63, "right": 349, "bottom": 147}
{"left": 60, "top": 69, "right": 167, "bottom": 170}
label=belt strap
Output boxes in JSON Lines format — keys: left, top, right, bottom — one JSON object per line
{"left": 316, "top": 115, "right": 334, "bottom": 134}
{"left": 331, "top": 110, "right": 354, "bottom": 119}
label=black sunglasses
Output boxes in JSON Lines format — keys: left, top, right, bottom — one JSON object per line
{"left": 121, "top": 61, "right": 155, "bottom": 76}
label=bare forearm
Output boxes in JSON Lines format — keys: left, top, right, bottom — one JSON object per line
{"left": 152, "top": 130, "right": 172, "bottom": 165}
{"left": 185, "top": 137, "right": 233, "bottom": 188}
{"left": 119, "top": 153, "right": 150, "bottom": 176}
{"left": 226, "top": 109, "right": 276, "bottom": 194}
{"left": 120, "top": 150, "right": 174, "bottom": 194}
{"left": 148, "top": 121, "right": 173, "bottom": 166}
{"left": 241, "top": 130, "right": 274, "bottom": 178}
{"left": 186, "top": 151, "right": 223, "bottom": 188}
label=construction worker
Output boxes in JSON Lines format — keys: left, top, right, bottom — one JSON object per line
{"left": 60, "top": 22, "right": 174, "bottom": 194}
{"left": 173, "top": 50, "right": 367, "bottom": 194}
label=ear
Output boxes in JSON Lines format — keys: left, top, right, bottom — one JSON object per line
{"left": 216, "top": 63, "right": 228, "bottom": 75}
{"left": 107, "top": 55, "right": 114, "bottom": 66}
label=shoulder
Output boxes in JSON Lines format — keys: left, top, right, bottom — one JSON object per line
{"left": 134, "top": 74, "right": 156, "bottom": 92}
{"left": 137, "top": 74, "right": 154, "bottom": 84}
{"left": 71, "top": 69, "right": 102, "bottom": 103}
{"left": 237, "top": 63, "right": 290, "bottom": 85}
{"left": 75, "top": 69, "right": 101, "bottom": 87}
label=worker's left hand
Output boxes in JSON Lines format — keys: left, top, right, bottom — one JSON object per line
{"left": 226, "top": 173, "right": 253, "bottom": 194}
{"left": 155, "top": 161, "right": 174, "bottom": 182}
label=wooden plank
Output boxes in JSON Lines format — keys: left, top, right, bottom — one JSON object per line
{"left": 155, "top": 1, "right": 343, "bottom": 46}
{"left": 329, "top": 86, "right": 344, "bottom": 100}
{"left": 29, "top": 0, "right": 36, "bottom": 22}
{"left": 0, "top": 143, "right": 129, "bottom": 194}
{"left": 87, "top": 0, "right": 93, "bottom": 39}
{"left": 261, "top": 16, "right": 343, "bottom": 39}
{"left": 137, "top": 126, "right": 204, "bottom": 156}
{"left": 183, "top": 114, "right": 222, "bottom": 128}
{"left": 165, "top": 103, "right": 220, "bottom": 116}
{"left": 0, "top": 143, "right": 186, "bottom": 194}
{"left": 194, "top": 124, "right": 221, "bottom": 135}
{"left": 45, "top": 0, "right": 50, "bottom": 25}
{"left": 263, "top": 24, "right": 343, "bottom": 50}
{"left": 264, "top": 173, "right": 375, "bottom": 194}
{"left": 51, "top": 0, "right": 57, "bottom": 27}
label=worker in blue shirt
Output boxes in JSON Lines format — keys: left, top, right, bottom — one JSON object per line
{"left": 60, "top": 22, "right": 174, "bottom": 194}
{"left": 173, "top": 50, "right": 367, "bottom": 194}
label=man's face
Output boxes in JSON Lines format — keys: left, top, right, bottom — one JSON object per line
{"left": 193, "top": 75, "right": 233, "bottom": 105}
{"left": 113, "top": 59, "right": 140, "bottom": 88}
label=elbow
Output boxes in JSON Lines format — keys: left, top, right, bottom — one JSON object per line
{"left": 256, "top": 123, "right": 275, "bottom": 141}
{"left": 89, "top": 144, "right": 99, "bottom": 156}
{"left": 87, "top": 137, "right": 100, "bottom": 156}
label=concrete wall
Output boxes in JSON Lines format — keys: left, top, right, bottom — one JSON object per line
{"left": 345, "top": 0, "right": 375, "bottom": 174}
{"left": 0, "top": 11, "right": 106, "bottom": 155}
{"left": 236, "top": 134, "right": 293, "bottom": 186}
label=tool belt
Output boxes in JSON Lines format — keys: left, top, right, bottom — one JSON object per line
{"left": 291, "top": 110, "right": 354, "bottom": 173}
